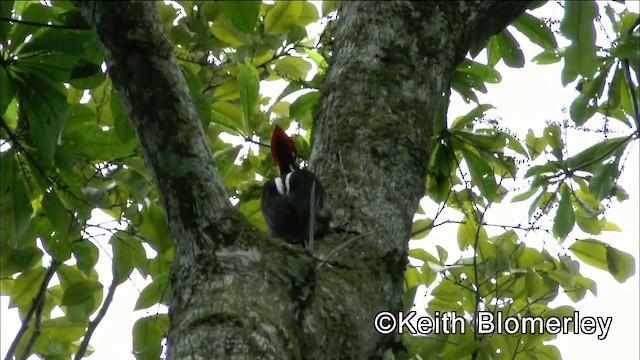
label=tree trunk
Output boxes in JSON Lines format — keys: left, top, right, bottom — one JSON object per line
{"left": 75, "top": 1, "right": 531, "bottom": 358}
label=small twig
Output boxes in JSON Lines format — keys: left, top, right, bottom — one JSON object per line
{"left": 20, "top": 292, "right": 46, "bottom": 360}
{"left": 74, "top": 278, "right": 118, "bottom": 360}
{"left": 0, "top": 15, "right": 90, "bottom": 30}
{"left": 410, "top": 219, "right": 547, "bottom": 238}
{"left": 308, "top": 180, "right": 316, "bottom": 251}
{"left": 5, "top": 261, "right": 60, "bottom": 360}
{"left": 241, "top": 135, "right": 269, "bottom": 148}
{"left": 338, "top": 151, "right": 349, "bottom": 190}
{"left": 316, "top": 232, "right": 372, "bottom": 270}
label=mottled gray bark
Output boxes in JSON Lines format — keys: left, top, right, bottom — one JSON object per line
{"left": 75, "top": 1, "right": 530, "bottom": 359}
{"left": 308, "top": 2, "right": 530, "bottom": 356}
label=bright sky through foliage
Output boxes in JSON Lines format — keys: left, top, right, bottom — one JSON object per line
{"left": 1, "top": 1, "right": 638, "bottom": 359}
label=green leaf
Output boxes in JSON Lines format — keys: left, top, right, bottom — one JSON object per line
{"left": 0, "top": 152, "right": 33, "bottom": 248}
{"left": 553, "top": 185, "right": 575, "bottom": 240}
{"left": 111, "top": 232, "right": 142, "bottom": 285}
{"left": 532, "top": 47, "right": 564, "bottom": 64}
{"left": 63, "top": 121, "right": 138, "bottom": 162}
{"left": 560, "top": 1, "right": 599, "bottom": 83}
{"left": 138, "top": 205, "right": 173, "bottom": 256}
{"left": 512, "top": 12, "right": 557, "bottom": 50}
{"left": 61, "top": 279, "right": 103, "bottom": 306}
{"left": 495, "top": 29, "right": 524, "bottom": 68}
{"left": 570, "top": 239, "right": 636, "bottom": 283}
{"left": 265, "top": 1, "right": 303, "bottom": 35}
{"left": 181, "top": 64, "right": 212, "bottom": 127}
{"left": 213, "top": 78, "right": 240, "bottom": 101}
{"left": 528, "top": 191, "right": 553, "bottom": 219}
{"left": 451, "top": 104, "right": 494, "bottom": 129}
{"left": 512, "top": 186, "right": 539, "bottom": 203}
{"left": 451, "top": 60, "right": 502, "bottom": 104}
{"left": 0, "top": 246, "right": 42, "bottom": 277}
{"left": 57, "top": 264, "right": 88, "bottom": 287}
{"left": 544, "top": 125, "right": 563, "bottom": 159}
{"left": 0, "top": 1, "right": 14, "bottom": 45}
{"left": 68, "top": 60, "right": 105, "bottom": 89}
{"left": 485, "top": 36, "right": 501, "bottom": 66}
{"left": 589, "top": 162, "right": 617, "bottom": 201}
{"left": 40, "top": 317, "right": 87, "bottom": 342}
{"left": 211, "top": 16, "right": 248, "bottom": 48}
{"left": 7, "top": 267, "right": 46, "bottom": 309}
{"left": 456, "top": 218, "right": 487, "bottom": 252}
{"left": 135, "top": 273, "right": 171, "bottom": 310}
{"left": 305, "top": 49, "right": 328, "bottom": 74}
{"left": 297, "top": 1, "right": 319, "bottom": 28}
{"left": 72, "top": 240, "right": 99, "bottom": 276}
{"left": 525, "top": 129, "right": 548, "bottom": 160}
{"left": 7, "top": 3, "right": 52, "bottom": 53}
{"left": 322, "top": 1, "right": 338, "bottom": 16}
{"left": 0, "top": 66, "right": 16, "bottom": 115}
{"left": 15, "top": 75, "right": 69, "bottom": 164}
{"left": 606, "top": 245, "right": 636, "bottom": 283}
{"left": 289, "top": 91, "right": 320, "bottom": 122}
{"left": 569, "top": 94, "right": 598, "bottom": 126}
{"left": 212, "top": 101, "right": 243, "bottom": 132}
{"left": 133, "top": 314, "right": 170, "bottom": 360}
{"left": 459, "top": 59, "right": 502, "bottom": 84}
{"left": 19, "top": 27, "right": 94, "bottom": 56}
{"left": 503, "top": 132, "right": 528, "bottom": 158}
{"left": 601, "top": 221, "right": 621, "bottom": 232}
{"left": 409, "top": 248, "right": 440, "bottom": 264}
{"left": 606, "top": 67, "right": 624, "bottom": 115}
{"left": 570, "top": 67, "right": 610, "bottom": 125}
{"left": 39, "top": 231, "right": 71, "bottom": 265}
{"left": 273, "top": 57, "right": 312, "bottom": 81}
{"left": 461, "top": 147, "right": 498, "bottom": 202}
{"left": 213, "top": 144, "right": 242, "bottom": 175}
{"left": 111, "top": 88, "right": 135, "bottom": 142}
{"left": 563, "top": 136, "right": 628, "bottom": 170}
{"left": 42, "top": 192, "right": 72, "bottom": 239}
{"left": 420, "top": 264, "right": 437, "bottom": 287}
{"left": 411, "top": 218, "right": 433, "bottom": 239}
{"left": 237, "top": 64, "right": 260, "bottom": 135}
{"left": 454, "top": 130, "right": 506, "bottom": 152}
{"left": 219, "top": 1, "right": 260, "bottom": 33}
{"left": 436, "top": 245, "right": 448, "bottom": 263}
{"left": 569, "top": 239, "right": 609, "bottom": 270}
{"left": 574, "top": 208, "right": 601, "bottom": 235}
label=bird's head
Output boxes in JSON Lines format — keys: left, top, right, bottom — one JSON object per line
{"left": 270, "top": 125, "right": 298, "bottom": 174}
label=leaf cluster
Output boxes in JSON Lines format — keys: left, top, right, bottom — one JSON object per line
{"left": 403, "top": 2, "right": 637, "bottom": 358}
{"left": 1, "top": 1, "right": 330, "bottom": 358}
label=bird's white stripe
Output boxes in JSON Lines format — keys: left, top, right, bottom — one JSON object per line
{"left": 284, "top": 172, "right": 292, "bottom": 193}
{"left": 274, "top": 173, "right": 293, "bottom": 195}
{"left": 275, "top": 177, "right": 285, "bottom": 194}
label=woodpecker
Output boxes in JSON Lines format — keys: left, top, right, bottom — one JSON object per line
{"left": 261, "top": 125, "right": 328, "bottom": 247}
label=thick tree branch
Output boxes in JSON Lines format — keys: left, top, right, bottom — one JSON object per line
{"left": 73, "top": 1, "right": 533, "bottom": 359}
{"left": 72, "top": 2, "right": 231, "bottom": 259}
{"left": 307, "top": 1, "right": 532, "bottom": 355}
{"left": 73, "top": 2, "right": 307, "bottom": 358}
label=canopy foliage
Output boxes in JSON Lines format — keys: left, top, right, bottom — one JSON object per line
{"left": 0, "top": 1, "right": 638, "bottom": 359}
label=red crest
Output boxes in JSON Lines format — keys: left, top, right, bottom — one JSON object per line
{"left": 270, "top": 125, "right": 297, "bottom": 171}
